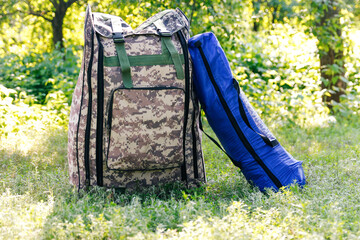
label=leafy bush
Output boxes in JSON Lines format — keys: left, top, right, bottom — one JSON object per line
{"left": 215, "top": 23, "right": 360, "bottom": 127}
{"left": 222, "top": 24, "right": 331, "bottom": 127}
{"left": 0, "top": 84, "right": 69, "bottom": 138}
{"left": 0, "top": 46, "right": 80, "bottom": 105}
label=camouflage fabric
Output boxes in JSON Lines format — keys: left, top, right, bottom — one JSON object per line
{"left": 68, "top": 5, "right": 206, "bottom": 189}
{"left": 106, "top": 88, "right": 185, "bottom": 171}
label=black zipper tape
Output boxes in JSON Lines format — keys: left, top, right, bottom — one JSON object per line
{"left": 96, "top": 34, "right": 104, "bottom": 186}
{"left": 233, "top": 79, "right": 279, "bottom": 148}
{"left": 194, "top": 41, "right": 283, "bottom": 189}
{"left": 177, "top": 31, "right": 191, "bottom": 183}
{"left": 75, "top": 66, "right": 85, "bottom": 189}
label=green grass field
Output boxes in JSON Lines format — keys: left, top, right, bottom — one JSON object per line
{"left": 1, "top": 111, "right": 360, "bottom": 239}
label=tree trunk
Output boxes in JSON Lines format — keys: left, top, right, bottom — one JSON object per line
{"left": 253, "top": 21, "right": 260, "bottom": 32}
{"left": 316, "top": 1, "right": 346, "bottom": 109}
{"left": 320, "top": 47, "right": 346, "bottom": 106}
{"left": 52, "top": 14, "right": 65, "bottom": 49}
{"left": 51, "top": 2, "right": 68, "bottom": 50}
{"left": 272, "top": 6, "right": 278, "bottom": 24}
{"left": 252, "top": 0, "right": 261, "bottom": 32}
{"left": 26, "top": 0, "right": 77, "bottom": 50}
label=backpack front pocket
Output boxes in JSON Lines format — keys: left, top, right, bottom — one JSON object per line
{"left": 105, "top": 87, "right": 185, "bottom": 171}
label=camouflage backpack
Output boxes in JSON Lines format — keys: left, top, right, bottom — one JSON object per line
{"left": 68, "top": 6, "right": 206, "bottom": 189}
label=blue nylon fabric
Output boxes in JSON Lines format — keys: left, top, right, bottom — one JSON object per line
{"left": 188, "top": 32, "right": 306, "bottom": 191}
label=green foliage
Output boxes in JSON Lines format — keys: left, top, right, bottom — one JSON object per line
{"left": 224, "top": 24, "right": 337, "bottom": 126}
{"left": 294, "top": 0, "right": 358, "bottom": 106}
{"left": 0, "top": 0, "right": 54, "bottom": 54}
{"left": 0, "top": 46, "right": 80, "bottom": 104}
{"left": 1, "top": 0, "right": 360, "bottom": 119}
{"left": 251, "top": 0, "right": 296, "bottom": 31}
{"left": 0, "top": 84, "right": 69, "bottom": 139}
{"left": 0, "top": 100, "right": 69, "bottom": 238}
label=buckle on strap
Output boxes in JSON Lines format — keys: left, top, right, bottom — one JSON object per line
{"left": 157, "top": 29, "right": 172, "bottom": 37}
{"left": 112, "top": 32, "right": 124, "bottom": 43}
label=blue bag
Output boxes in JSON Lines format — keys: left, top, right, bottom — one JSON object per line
{"left": 188, "top": 32, "right": 306, "bottom": 191}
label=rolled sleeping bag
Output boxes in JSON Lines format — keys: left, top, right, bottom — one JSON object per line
{"left": 188, "top": 32, "right": 306, "bottom": 191}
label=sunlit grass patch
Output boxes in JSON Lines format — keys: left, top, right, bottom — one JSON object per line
{"left": 0, "top": 189, "right": 54, "bottom": 240}
{"left": 0, "top": 97, "right": 71, "bottom": 239}
{"left": 0, "top": 122, "right": 68, "bottom": 200}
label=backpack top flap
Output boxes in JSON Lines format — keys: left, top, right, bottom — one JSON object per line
{"left": 93, "top": 8, "right": 189, "bottom": 38}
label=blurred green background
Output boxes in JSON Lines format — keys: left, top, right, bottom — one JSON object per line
{"left": 1, "top": 0, "right": 360, "bottom": 127}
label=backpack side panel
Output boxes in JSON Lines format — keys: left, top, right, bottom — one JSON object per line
{"left": 68, "top": 6, "right": 94, "bottom": 189}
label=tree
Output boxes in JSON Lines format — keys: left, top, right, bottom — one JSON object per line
{"left": 0, "top": 0, "right": 79, "bottom": 50}
{"left": 310, "top": 0, "right": 346, "bottom": 108}
{"left": 251, "top": 0, "right": 294, "bottom": 32}
{"left": 252, "top": 0, "right": 262, "bottom": 31}
{"left": 252, "top": 0, "right": 358, "bottom": 109}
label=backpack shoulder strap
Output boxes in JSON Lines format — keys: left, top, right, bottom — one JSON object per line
{"left": 110, "top": 18, "right": 132, "bottom": 88}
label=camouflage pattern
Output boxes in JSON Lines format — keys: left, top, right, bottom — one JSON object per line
{"left": 68, "top": 6, "right": 206, "bottom": 189}
{"left": 68, "top": 6, "right": 94, "bottom": 188}
{"left": 106, "top": 88, "right": 184, "bottom": 170}
{"left": 102, "top": 167, "right": 182, "bottom": 189}
{"left": 88, "top": 33, "right": 100, "bottom": 186}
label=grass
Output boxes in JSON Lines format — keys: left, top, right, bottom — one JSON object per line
{"left": 1, "top": 109, "right": 360, "bottom": 239}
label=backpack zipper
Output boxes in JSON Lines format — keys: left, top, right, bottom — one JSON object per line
{"left": 95, "top": 34, "right": 104, "bottom": 186}
{"left": 84, "top": 24, "right": 94, "bottom": 187}
{"left": 177, "top": 31, "right": 192, "bottom": 182}
{"left": 106, "top": 86, "right": 185, "bottom": 134}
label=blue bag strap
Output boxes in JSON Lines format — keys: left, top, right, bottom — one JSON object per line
{"left": 198, "top": 111, "right": 242, "bottom": 169}
{"left": 232, "top": 79, "right": 279, "bottom": 148}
